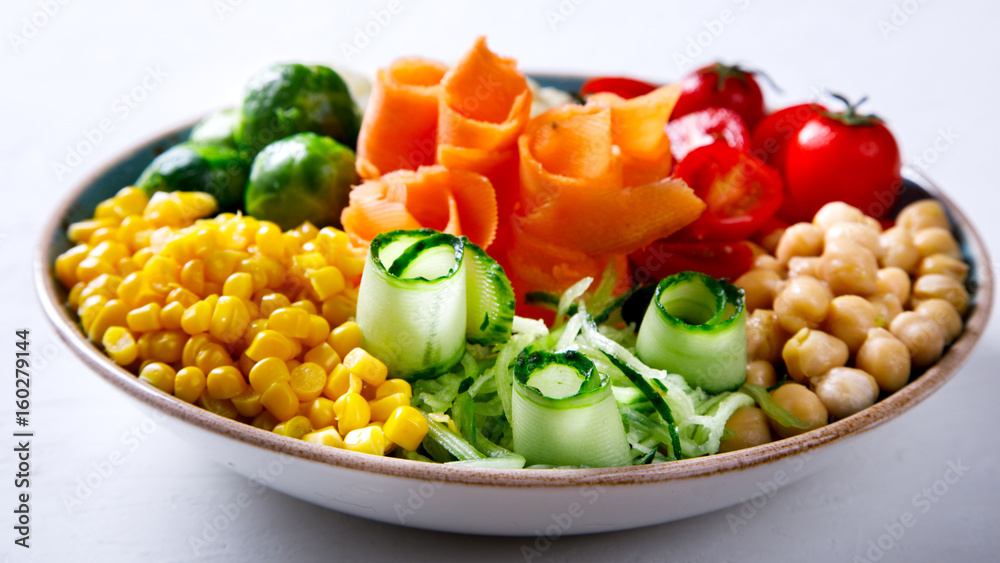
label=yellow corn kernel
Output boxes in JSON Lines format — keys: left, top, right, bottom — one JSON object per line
{"left": 375, "top": 379, "right": 412, "bottom": 400}
{"left": 78, "top": 294, "right": 109, "bottom": 333}
{"left": 315, "top": 227, "right": 349, "bottom": 262}
{"left": 102, "top": 326, "right": 138, "bottom": 366}
{"left": 88, "top": 240, "right": 130, "bottom": 265}
{"left": 113, "top": 187, "right": 148, "bottom": 217}
{"left": 245, "top": 329, "right": 295, "bottom": 362}
{"left": 307, "top": 397, "right": 337, "bottom": 429}
{"left": 144, "top": 193, "right": 183, "bottom": 227}
{"left": 116, "top": 215, "right": 150, "bottom": 249}
{"left": 209, "top": 295, "right": 250, "bottom": 343}
{"left": 87, "top": 298, "right": 129, "bottom": 342}
{"left": 139, "top": 362, "right": 176, "bottom": 394}
{"left": 248, "top": 357, "right": 291, "bottom": 393}
{"left": 307, "top": 266, "right": 346, "bottom": 301}
{"left": 323, "top": 364, "right": 361, "bottom": 401}
{"left": 89, "top": 227, "right": 120, "bottom": 246}
{"left": 303, "top": 427, "right": 345, "bottom": 448}
{"left": 258, "top": 292, "right": 292, "bottom": 318}
{"left": 244, "top": 318, "right": 268, "bottom": 346}
{"left": 297, "top": 401, "right": 311, "bottom": 417}
{"left": 189, "top": 228, "right": 220, "bottom": 257}
{"left": 147, "top": 330, "right": 186, "bottom": 364}
{"left": 344, "top": 425, "right": 387, "bottom": 456}
{"left": 68, "top": 219, "right": 116, "bottom": 244}
{"left": 174, "top": 366, "right": 207, "bottom": 403}
{"left": 223, "top": 272, "right": 254, "bottom": 301}
{"left": 55, "top": 244, "right": 91, "bottom": 288}
{"left": 204, "top": 249, "right": 246, "bottom": 284}
{"left": 195, "top": 342, "right": 234, "bottom": 373}
{"left": 369, "top": 393, "right": 410, "bottom": 423}
{"left": 67, "top": 282, "right": 86, "bottom": 310}
{"left": 343, "top": 348, "right": 387, "bottom": 387}
{"left": 198, "top": 392, "right": 239, "bottom": 419}
{"left": 231, "top": 388, "right": 263, "bottom": 418}
{"left": 261, "top": 380, "right": 299, "bottom": 421}
{"left": 180, "top": 259, "right": 206, "bottom": 296}
{"left": 289, "top": 362, "right": 326, "bottom": 401}
{"left": 267, "top": 307, "right": 311, "bottom": 339}
{"left": 94, "top": 199, "right": 120, "bottom": 220}
{"left": 76, "top": 256, "right": 114, "bottom": 285}
{"left": 334, "top": 252, "right": 366, "bottom": 282}
{"left": 302, "top": 315, "right": 331, "bottom": 348}
{"left": 320, "top": 296, "right": 354, "bottom": 327}
{"left": 126, "top": 302, "right": 163, "bottom": 332}
{"left": 142, "top": 255, "right": 181, "bottom": 293}
{"left": 251, "top": 411, "right": 280, "bottom": 432}
{"left": 166, "top": 286, "right": 200, "bottom": 308}
{"left": 160, "top": 301, "right": 186, "bottom": 330}
{"left": 290, "top": 299, "right": 318, "bottom": 315}
{"left": 132, "top": 245, "right": 154, "bottom": 266}
{"left": 303, "top": 343, "right": 341, "bottom": 373}
{"left": 79, "top": 273, "right": 122, "bottom": 303}
{"left": 238, "top": 352, "right": 256, "bottom": 375}
{"left": 256, "top": 222, "right": 285, "bottom": 259}
{"left": 328, "top": 321, "right": 363, "bottom": 359}
{"left": 182, "top": 333, "right": 220, "bottom": 367}
{"left": 273, "top": 415, "right": 312, "bottom": 439}
{"left": 235, "top": 257, "right": 269, "bottom": 292}
{"left": 180, "top": 296, "right": 216, "bottom": 335}
{"left": 206, "top": 365, "right": 248, "bottom": 399}
{"left": 382, "top": 406, "right": 429, "bottom": 451}
{"left": 333, "top": 392, "right": 370, "bottom": 436}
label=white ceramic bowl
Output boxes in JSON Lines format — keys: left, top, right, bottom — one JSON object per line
{"left": 36, "top": 111, "right": 993, "bottom": 536}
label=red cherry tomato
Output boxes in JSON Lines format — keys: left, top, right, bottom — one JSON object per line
{"left": 674, "top": 143, "right": 784, "bottom": 242}
{"left": 579, "top": 76, "right": 657, "bottom": 100}
{"left": 673, "top": 63, "right": 766, "bottom": 130}
{"left": 781, "top": 96, "right": 902, "bottom": 221}
{"left": 630, "top": 241, "right": 755, "bottom": 283}
{"left": 666, "top": 107, "right": 750, "bottom": 162}
{"left": 750, "top": 103, "right": 826, "bottom": 171}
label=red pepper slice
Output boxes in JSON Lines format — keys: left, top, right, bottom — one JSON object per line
{"left": 666, "top": 107, "right": 750, "bottom": 162}
{"left": 579, "top": 76, "right": 657, "bottom": 100}
{"left": 629, "top": 240, "right": 755, "bottom": 283}
{"left": 674, "top": 143, "right": 784, "bottom": 241}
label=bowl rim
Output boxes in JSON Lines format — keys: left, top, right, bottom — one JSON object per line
{"left": 35, "top": 115, "right": 994, "bottom": 489}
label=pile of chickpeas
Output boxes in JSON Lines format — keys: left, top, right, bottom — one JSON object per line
{"left": 719, "top": 200, "right": 970, "bottom": 453}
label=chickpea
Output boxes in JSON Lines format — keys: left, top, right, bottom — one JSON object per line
{"left": 856, "top": 328, "right": 911, "bottom": 392}
{"left": 774, "top": 276, "right": 833, "bottom": 333}
{"left": 782, "top": 328, "right": 849, "bottom": 384}
{"left": 918, "top": 253, "right": 969, "bottom": 283}
{"left": 890, "top": 311, "right": 946, "bottom": 368}
{"left": 769, "top": 383, "right": 828, "bottom": 438}
{"left": 753, "top": 254, "right": 786, "bottom": 275}
{"left": 746, "top": 309, "right": 790, "bottom": 364}
{"left": 736, "top": 269, "right": 782, "bottom": 311}
{"left": 914, "top": 299, "right": 963, "bottom": 344}
{"left": 876, "top": 267, "right": 911, "bottom": 304}
{"left": 811, "top": 367, "right": 879, "bottom": 420}
{"left": 822, "top": 295, "right": 879, "bottom": 354}
{"left": 719, "top": 406, "right": 773, "bottom": 452}
{"left": 746, "top": 359, "right": 777, "bottom": 388}
{"left": 813, "top": 202, "right": 866, "bottom": 231}
{"left": 878, "top": 227, "right": 920, "bottom": 273}
{"left": 776, "top": 223, "right": 824, "bottom": 265}
{"left": 818, "top": 241, "right": 879, "bottom": 296}
{"left": 825, "top": 222, "right": 882, "bottom": 259}
{"left": 756, "top": 227, "right": 785, "bottom": 255}
{"left": 913, "top": 227, "right": 961, "bottom": 260}
{"left": 787, "top": 256, "right": 820, "bottom": 278}
{"left": 868, "top": 292, "right": 903, "bottom": 325}
{"left": 897, "top": 199, "right": 949, "bottom": 232}
{"left": 912, "top": 274, "right": 969, "bottom": 315}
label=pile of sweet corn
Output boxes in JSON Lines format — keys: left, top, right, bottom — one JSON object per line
{"left": 54, "top": 188, "right": 429, "bottom": 456}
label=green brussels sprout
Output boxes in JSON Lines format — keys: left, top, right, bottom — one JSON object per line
{"left": 244, "top": 132, "right": 358, "bottom": 230}
{"left": 189, "top": 108, "right": 240, "bottom": 149}
{"left": 237, "top": 63, "right": 361, "bottom": 157}
{"left": 135, "top": 142, "right": 250, "bottom": 212}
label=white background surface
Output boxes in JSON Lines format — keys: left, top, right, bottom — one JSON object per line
{"left": 2, "top": 0, "right": 998, "bottom": 561}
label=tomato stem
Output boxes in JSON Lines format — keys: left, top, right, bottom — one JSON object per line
{"left": 823, "top": 92, "right": 883, "bottom": 127}
{"left": 705, "top": 63, "right": 751, "bottom": 92}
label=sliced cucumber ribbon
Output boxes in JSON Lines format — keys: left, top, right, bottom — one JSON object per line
{"left": 635, "top": 271, "right": 747, "bottom": 394}
{"left": 511, "top": 350, "right": 631, "bottom": 467}
{"left": 357, "top": 229, "right": 515, "bottom": 380}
